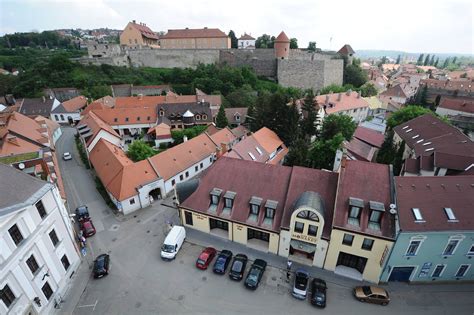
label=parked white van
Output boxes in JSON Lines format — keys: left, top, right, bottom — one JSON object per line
{"left": 160, "top": 226, "right": 186, "bottom": 260}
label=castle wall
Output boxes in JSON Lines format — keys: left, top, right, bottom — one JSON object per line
{"left": 219, "top": 49, "right": 277, "bottom": 77}
{"left": 127, "top": 49, "right": 220, "bottom": 69}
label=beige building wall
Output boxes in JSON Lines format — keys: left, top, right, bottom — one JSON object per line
{"left": 180, "top": 208, "right": 211, "bottom": 233}
{"left": 120, "top": 23, "right": 144, "bottom": 46}
{"left": 324, "top": 228, "right": 393, "bottom": 283}
{"left": 161, "top": 37, "right": 230, "bottom": 49}
{"left": 232, "top": 223, "right": 279, "bottom": 254}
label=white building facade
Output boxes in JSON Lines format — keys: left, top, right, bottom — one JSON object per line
{"left": 0, "top": 166, "right": 81, "bottom": 315}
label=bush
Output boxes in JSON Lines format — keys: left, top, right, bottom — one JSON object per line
{"left": 94, "top": 177, "right": 116, "bottom": 209}
{"left": 74, "top": 134, "right": 90, "bottom": 169}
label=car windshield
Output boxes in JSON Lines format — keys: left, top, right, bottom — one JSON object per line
{"left": 162, "top": 244, "right": 175, "bottom": 253}
{"left": 197, "top": 259, "right": 206, "bottom": 265}
{"left": 95, "top": 257, "right": 105, "bottom": 269}
{"left": 362, "top": 286, "right": 372, "bottom": 295}
{"left": 295, "top": 274, "right": 308, "bottom": 290}
{"left": 247, "top": 269, "right": 259, "bottom": 284}
{"left": 232, "top": 261, "right": 243, "bottom": 272}
{"left": 315, "top": 292, "right": 325, "bottom": 300}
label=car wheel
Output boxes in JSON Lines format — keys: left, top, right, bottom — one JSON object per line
{"left": 381, "top": 302, "right": 388, "bottom": 306}
{"left": 359, "top": 299, "right": 365, "bottom": 302}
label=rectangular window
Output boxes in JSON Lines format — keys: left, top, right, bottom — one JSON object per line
{"left": 432, "top": 264, "right": 445, "bottom": 278}
{"left": 294, "top": 222, "right": 304, "bottom": 233}
{"left": 180, "top": 174, "right": 184, "bottom": 181}
{"left": 210, "top": 218, "right": 228, "bottom": 231}
{"left": 36, "top": 200, "right": 47, "bottom": 219}
{"left": 211, "top": 195, "right": 219, "bottom": 205}
{"left": 200, "top": 163, "right": 203, "bottom": 169}
{"left": 195, "top": 166, "right": 198, "bottom": 172}
{"left": 9, "top": 224, "right": 24, "bottom": 246}
{"left": 61, "top": 255, "right": 70, "bottom": 271}
{"left": 468, "top": 245, "right": 474, "bottom": 256}
{"left": 0, "top": 284, "right": 16, "bottom": 308}
{"left": 412, "top": 208, "right": 424, "bottom": 221}
{"left": 369, "top": 210, "right": 382, "bottom": 224}
{"left": 361, "top": 238, "right": 374, "bottom": 251}
{"left": 224, "top": 198, "right": 233, "bottom": 209}
{"left": 342, "top": 233, "right": 354, "bottom": 246}
{"left": 130, "top": 198, "right": 135, "bottom": 205}
{"left": 265, "top": 207, "right": 275, "bottom": 219}
{"left": 49, "top": 229, "right": 59, "bottom": 247}
{"left": 455, "top": 264, "right": 470, "bottom": 277}
{"left": 137, "top": 117, "right": 140, "bottom": 121}
{"left": 41, "top": 282, "right": 53, "bottom": 301}
{"left": 125, "top": 117, "right": 129, "bottom": 122}
{"left": 210, "top": 157, "right": 213, "bottom": 162}
{"left": 184, "top": 211, "right": 193, "bottom": 225}
{"left": 406, "top": 240, "right": 421, "bottom": 256}
{"left": 348, "top": 206, "right": 361, "bottom": 226}
{"left": 443, "top": 239, "right": 459, "bottom": 256}
{"left": 171, "top": 179, "right": 176, "bottom": 186}
{"left": 444, "top": 208, "right": 457, "bottom": 221}
{"left": 251, "top": 204, "right": 259, "bottom": 215}
{"left": 185, "top": 171, "right": 189, "bottom": 178}
{"left": 308, "top": 225, "right": 318, "bottom": 236}
{"left": 26, "top": 254, "right": 40, "bottom": 275}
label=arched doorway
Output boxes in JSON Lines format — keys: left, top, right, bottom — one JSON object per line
{"left": 149, "top": 188, "right": 162, "bottom": 203}
{"left": 67, "top": 116, "right": 74, "bottom": 125}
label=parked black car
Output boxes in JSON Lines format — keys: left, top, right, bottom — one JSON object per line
{"left": 244, "top": 259, "right": 267, "bottom": 290}
{"left": 229, "top": 254, "right": 248, "bottom": 281}
{"left": 93, "top": 254, "right": 110, "bottom": 278}
{"left": 75, "top": 205, "right": 90, "bottom": 221}
{"left": 310, "top": 278, "right": 327, "bottom": 308}
{"left": 213, "top": 250, "right": 233, "bottom": 274}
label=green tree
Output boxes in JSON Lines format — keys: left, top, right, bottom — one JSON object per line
{"left": 414, "top": 85, "right": 428, "bottom": 106}
{"left": 228, "top": 30, "right": 238, "bottom": 49}
{"left": 344, "top": 64, "right": 368, "bottom": 88}
{"left": 442, "top": 58, "right": 450, "bottom": 68}
{"left": 83, "top": 85, "right": 112, "bottom": 100}
{"left": 393, "top": 140, "right": 405, "bottom": 175}
{"left": 434, "top": 58, "right": 439, "bottom": 68}
{"left": 319, "top": 114, "right": 357, "bottom": 141}
{"left": 290, "top": 38, "right": 298, "bottom": 49}
{"left": 225, "top": 84, "right": 257, "bottom": 107}
{"left": 452, "top": 56, "right": 457, "bottom": 64}
{"left": 284, "top": 137, "right": 310, "bottom": 167}
{"left": 255, "top": 34, "right": 274, "bottom": 48}
{"left": 300, "top": 90, "right": 318, "bottom": 138}
{"left": 246, "top": 103, "right": 257, "bottom": 132}
{"left": 360, "top": 83, "right": 378, "bottom": 97}
{"left": 127, "top": 140, "right": 156, "bottom": 162}
{"left": 216, "top": 104, "right": 229, "bottom": 128}
{"left": 308, "top": 133, "right": 345, "bottom": 170}
{"left": 416, "top": 54, "right": 424, "bottom": 65}
{"left": 396, "top": 54, "right": 401, "bottom": 64}
{"left": 386, "top": 105, "right": 433, "bottom": 129}
{"left": 376, "top": 130, "right": 397, "bottom": 164}
{"left": 423, "top": 54, "right": 431, "bottom": 66}
{"left": 429, "top": 55, "right": 435, "bottom": 66}
{"left": 307, "top": 41, "right": 317, "bottom": 52}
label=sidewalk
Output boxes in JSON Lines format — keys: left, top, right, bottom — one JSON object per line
{"left": 185, "top": 228, "right": 474, "bottom": 293}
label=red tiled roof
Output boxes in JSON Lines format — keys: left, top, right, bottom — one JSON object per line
{"left": 438, "top": 97, "right": 474, "bottom": 114}
{"left": 131, "top": 22, "right": 159, "bottom": 40}
{"left": 338, "top": 44, "right": 355, "bottom": 55}
{"left": 161, "top": 28, "right": 228, "bottom": 39}
{"left": 333, "top": 160, "right": 395, "bottom": 239}
{"left": 239, "top": 34, "right": 255, "bottom": 40}
{"left": 380, "top": 84, "right": 408, "bottom": 99}
{"left": 315, "top": 91, "right": 369, "bottom": 114}
{"left": 208, "top": 127, "right": 236, "bottom": 147}
{"left": 275, "top": 31, "right": 289, "bottom": 42}
{"left": 61, "top": 96, "right": 88, "bottom": 112}
{"left": 353, "top": 126, "right": 385, "bottom": 148}
{"left": 224, "top": 135, "right": 269, "bottom": 163}
{"left": 92, "top": 107, "right": 157, "bottom": 125}
{"left": 77, "top": 111, "right": 121, "bottom": 147}
{"left": 421, "top": 79, "right": 474, "bottom": 92}
{"left": 395, "top": 176, "right": 474, "bottom": 232}
{"left": 253, "top": 127, "right": 284, "bottom": 154}
{"left": 345, "top": 138, "right": 376, "bottom": 162}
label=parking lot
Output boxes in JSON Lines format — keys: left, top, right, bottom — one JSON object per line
{"left": 56, "top": 127, "right": 474, "bottom": 315}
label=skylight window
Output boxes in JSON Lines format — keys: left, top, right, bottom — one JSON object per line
{"left": 416, "top": 139, "right": 424, "bottom": 143}
{"left": 412, "top": 135, "right": 419, "bottom": 139}
{"left": 405, "top": 128, "right": 413, "bottom": 133}
{"left": 248, "top": 152, "right": 256, "bottom": 160}
{"left": 422, "top": 142, "right": 432, "bottom": 146}
{"left": 444, "top": 208, "right": 457, "bottom": 221}
{"left": 255, "top": 147, "right": 263, "bottom": 155}
{"left": 412, "top": 208, "right": 424, "bottom": 222}
{"left": 402, "top": 125, "right": 409, "bottom": 130}
{"left": 425, "top": 148, "right": 434, "bottom": 152}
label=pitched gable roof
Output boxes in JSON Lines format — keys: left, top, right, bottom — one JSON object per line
{"left": 338, "top": 44, "right": 355, "bottom": 55}
{"left": 161, "top": 28, "right": 228, "bottom": 39}
{"left": 131, "top": 21, "right": 159, "bottom": 40}
{"left": 438, "top": 97, "right": 474, "bottom": 114}
{"left": 239, "top": 34, "right": 255, "bottom": 40}
{"left": 19, "top": 97, "right": 55, "bottom": 117}
{"left": 353, "top": 126, "right": 385, "bottom": 148}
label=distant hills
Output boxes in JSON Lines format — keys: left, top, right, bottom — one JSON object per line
{"left": 356, "top": 50, "right": 473, "bottom": 60}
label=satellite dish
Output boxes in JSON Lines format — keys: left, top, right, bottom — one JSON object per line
{"left": 18, "top": 163, "right": 25, "bottom": 170}
{"left": 389, "top": 208, "right": 397, "bottom": 215}
{"left": 389, "top": 204, "right": 397, "bottom": 215}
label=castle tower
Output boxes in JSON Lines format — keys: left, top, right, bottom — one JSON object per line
{"left": 275, "top": 31, "right": 290, "bottom": 59}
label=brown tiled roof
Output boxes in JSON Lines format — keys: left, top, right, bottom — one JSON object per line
{"left": 380, "top": 84, "right": 408, "bottom": 98}
{"left": 147, "top": 123, "right": 171, "bottom": 138}
{"left": 315, "top": 91, "right": 369, "bottom": 115}
{"left": 252, "top": 127, "right": 284, "bottom": 154}
{"left": 394, "top": 114, "right": 474, "bottom": 171}
{"left": 230, "top": 125, "right": 249, "bottom": 138}
{"left": 338, "top": 44, "right": 355, "bottom": 55}
{"left": 421, "top": 79, "right": 474, "bottom": 93}
{"left": 333, "top": 160, "right": 395, "bottom": 239}
{"left": 438, "top": 97, "right": 474, "bottom": 114}
{"left": 224, "top": 135, "right": 269, "bottom": 163}
{"left": 60, "top": 96, "right": 87, "bottom": 112}
{"left": 205, "top": 124, "right": 219, "bottom": 136}
{"left": 115, "top": 96, "right": 166, "bottom": 108}
{"left": 161, "top": 28, "right": 228, "bottom": 39}
{"left": 83, "top": 96, "right": 115, "bottom": 115}
{"left": 239, "top": 33, "right": 255, "bottom": 40}
{"left": 131, "top": 22, "right": 159, "bottom": 40}
{"left": 404, "top": 158, "right": 420, "bottom": 174}
{"left": 149, "top": 133, "right": 216, "bottom": 181}
{"left": 208, "top": 127, "right": 236, "bottom": 147}
{"left": 92, "top": 107, "right": 157, "bottom": 125}
{"left": 353, "top": 126, "right": 385, "bottom": 148}
{"left": 77, "top": 111, "right": 121, "bottom": 146}
{"left": 395, "top": 176, "right": 474, "bottom": 232}
{"left": 225, "top": 107, "right": 248, "bottom": 124}
{"left": 275, "top": 31, "right": 289, "bottom": 42}
{"left": 345, "top": 138, "right": 376, "bottom": 162}
{"left": 19, "top": 97, "right": 55, "bottom": 117}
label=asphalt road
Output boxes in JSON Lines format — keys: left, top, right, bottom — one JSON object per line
{"left": 56, "top": 127, "right": 474, "bottom": 315}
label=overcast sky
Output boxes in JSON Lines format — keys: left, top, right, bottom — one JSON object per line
{"left": 1, "top": 0, "right": 472, "bottom": 54}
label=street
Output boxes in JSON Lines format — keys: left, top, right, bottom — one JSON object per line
{"left": 56, "top": 127, "right": 474, "bottom": 315}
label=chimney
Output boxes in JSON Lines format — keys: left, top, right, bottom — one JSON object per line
{"left": 337, "top": 93, "right": 342, "bottom": 101}
{"left": 138, "top": 93, "right": 143, "bottom": 100}
{"left": 357, "top": 92, "right": 361, "bottom": 99}
{"left": 346, "top": 89, "right": 352, "bottom": 96}
{"left": 183, "top": 135, "right": 188, "bottom": 142}
{"left": 325, "top": 95, "right": 330, "bottom": 104}
{"left": 221, "top": 143, "right": 228, "bottom": 154}
{"left": 133, "top": 20, "right": 136, "bottom": 24}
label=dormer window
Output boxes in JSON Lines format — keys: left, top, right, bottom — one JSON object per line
{"left": 248, "top": 152, "right": 256, "bottom": 160}
{"left": 208, "top": 188, "right": 222, "bottom": 213}
{"left": 264, "top": 200, "right": 278, "bottom": 219}
{"left": 248, "top": 196, "right": 262, "bottom": 222}
{"left": 222, "top": 191, "right": 236, "bottom": 215}
{"left": 114, "top": 118, "right": 118, "bottom": 122}
{"left": 368, "top": 201, "right": 385, "bottom": 230}
{"left": 348, "top": 197, "right": 364, "bottom": 226}
{"left": 202, "top": 115, "right": 208, "bottom": 120}
{"left": 159, "top": 110, "right": 164, "bottom": 117}
{"left": 235, "top": 114, "right": 240, "bottom": 121}
{"left": 196, "top": 115, "right": 201, "bottom": 120}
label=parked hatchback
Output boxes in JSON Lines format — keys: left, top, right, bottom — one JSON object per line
{"left": 75, "top": 205, "right": 90, "bottom": 221}
{"left": 229, "top": 254, "right": 248, "bottom": 281}
{"left": 63, "top": 152, "right": 72, "bottom": 161}
{"left": 354, "top": 286, "right": 390, "bottom": 306}
{"left": 80, "top": 218, "right": 96, "bottom": 237}
{"left": 244, "top": 259, "right": 267, "bottom": 290}
{"left": 196, "top": 247, "right": 217, "bottom": 270}
{"left": 93, "top": 254, "right": 110, "bottom": 278}
{"left": 292, "top": 269, "right": 310, "bottom": 300}
{"left": 310, "top": 278, "right": 327, "bottom": 308}
{"left": 213, "top": 250, "right": 233, "bottom": 274}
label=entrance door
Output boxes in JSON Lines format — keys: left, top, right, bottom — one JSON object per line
{"left": 388, "top": 267, "right": 414, "bottom": 282}
{"left": 336, "top": 252, "right": 368, "bottom": 274}
{"left": 149, "top": 188, "right": 161, "bottom": 201}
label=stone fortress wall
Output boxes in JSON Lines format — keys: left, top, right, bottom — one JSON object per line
{"left": 78, "top": 44, "right": 344, "bottom": 91}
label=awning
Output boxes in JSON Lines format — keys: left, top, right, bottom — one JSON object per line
{"left": 349, "top": 197, "right": 364, "bottom": 208}
{"left": 290, "top": 239, "right": 316, "bottom": 254}
{"left": 369, "top": 201, "right": 385, "bottom": 211}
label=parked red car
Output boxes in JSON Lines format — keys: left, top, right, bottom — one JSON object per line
{"left": 80, "top": 219, "right": 96, "bottom": 238}
{"left": 196, "top": 247, "right": 217, "bottom": 270}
